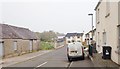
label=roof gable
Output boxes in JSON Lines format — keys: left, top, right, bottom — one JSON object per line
{"left": 65, "top": 33, "right": 83, "bottom": 37}
{"left": 0, "top": 24, "right": 38, "bottom": 39}
{"left": 95, "top": 0, "right": 102, "bottom": 10}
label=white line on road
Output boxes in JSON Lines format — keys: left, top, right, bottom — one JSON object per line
{"left": 89, "top": 56, "right": 93, "bottom": 62}
{"left": 70, "top": 62, "right": 73, "bottom": 67}
{"left": 36, "top": 62, "right": 47, "bottom": 67}
{"left": 29, "top": 51, "right": 51, "bottom": 60}
{"left": 67, "top": 61, "right": 73, "bottom": 68}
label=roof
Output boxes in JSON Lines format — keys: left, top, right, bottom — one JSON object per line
{"left": 95, "top": 0, "right": 102, "bottom": 10}
{"left": 0, "top": 24, "right": 2, "bottom": 39}
{"left": 0, "top": 24, "right": 38, "bottom": 39}
{"left": 85, "top": 33, "right": 89, "bottom": 36}
{"left": 65, "top": 33, "right": 83, "bottom": 37}
{"left": 85, "top": 28, "right": 96, "bottom": 35}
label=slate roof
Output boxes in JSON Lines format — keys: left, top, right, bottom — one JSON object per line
{"left": 65, "top": 33, "right": 83, "bottom": 37}
{"left": 0, "top": 24, "right": 38, "bottom": 39}
{"left": 0, "top": 24, "right": 2, "bottom": 39}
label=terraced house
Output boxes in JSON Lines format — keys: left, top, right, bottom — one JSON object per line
{"left": 0, "top": 24, "right": 40, "bottom": 58}
{"left": 95, "top": 0, "right": 120, "bottom": 65}
{"left": 65, "top": 33, "right": 83, "bottom": 45}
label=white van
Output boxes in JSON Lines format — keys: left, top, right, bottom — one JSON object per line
{"left": 67, "top": 42, "right": 85, "bottom": 62}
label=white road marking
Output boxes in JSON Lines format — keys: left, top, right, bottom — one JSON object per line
{"left": 89, "top": 56, "right": 93, "bottom": 62}
{"left": 69, "top": 62, "right": 73, "bottom": 67}
{"left": 29, "top": 51, "right": 51, "bottom": 59}
{"left": 36, "top": 62, "right": 47, "bottom": 67}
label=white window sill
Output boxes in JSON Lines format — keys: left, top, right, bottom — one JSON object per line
{"left": 105, "top": 13, "right": 110, "bottom": 18}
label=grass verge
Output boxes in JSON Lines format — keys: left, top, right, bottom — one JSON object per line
{"left": 40, "top": 41, "right": 54, "bottom": 50}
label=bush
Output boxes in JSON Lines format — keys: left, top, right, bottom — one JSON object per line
{"left": 40, "top": 41, "right": 54, "bottom": 50}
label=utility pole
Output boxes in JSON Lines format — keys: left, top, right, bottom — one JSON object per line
{"left": 88, "top": 13, "right": 93, "bottom": 42}
{"left": 88, "top": 13, "right": 94, "bottom": 57}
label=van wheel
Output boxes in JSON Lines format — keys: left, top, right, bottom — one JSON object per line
{"left": 68, "top": 56, "right": 72, "bottom": 62}
{"left": 82, "top": 53, "right": 85, "bottom": 60}
{"left": 81, "top": 53, "right": 85, "bottom": 60}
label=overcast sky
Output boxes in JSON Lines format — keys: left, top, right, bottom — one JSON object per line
{"left": 0, "top": 0, "right": 99, "bottom": 34}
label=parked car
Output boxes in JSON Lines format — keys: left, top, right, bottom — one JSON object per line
{"left": 67, "top": 42, "right": 85, "bottom": 62}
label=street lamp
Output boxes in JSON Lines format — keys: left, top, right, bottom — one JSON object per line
{"left": 88, "top": 13, "right": 93, "bottom": 41}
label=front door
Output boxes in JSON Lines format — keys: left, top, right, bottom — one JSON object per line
{"left": 0, "top": 42, "right": 3, "bottom": 59}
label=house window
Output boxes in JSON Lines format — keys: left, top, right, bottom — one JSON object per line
{"left": 103, "top": 32, "right": 107, "bottom": 45}
{"left": 29, "top": 40, "right": 33, "bottom": 52}
{"left": 97, "top": 9, "right": 100, "bottom": 24}
{"left": 77, "top": 36, "right": 80, "bottom": 38}
{"left": 68, "top": 41, "right": 71, "bottom": 43}
{"left": 97, "top": 32, "right": 100, "bottom": 47}
{"left": 72, "top": 40, "right": 75, "bottom": 43}
{"left": 13, "top": 41, "right": 17, "bottom": 51}
{"left": 106, "top": 0, "right": 110, "bottom": 18}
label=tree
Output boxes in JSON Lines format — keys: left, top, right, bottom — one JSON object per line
{"left": 36, "top": 30, "right": 65, "bottom": 42}
{"left": 39, "top": 30, "right": 57, "bottom": 42}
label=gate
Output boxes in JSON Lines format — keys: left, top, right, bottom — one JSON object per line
{"left": 29, "top": 40, "right": 33, "bottom": 52}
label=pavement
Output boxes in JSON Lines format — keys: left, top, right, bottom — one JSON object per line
{"left": 89, "top": 53, "right": 120, "bottom": 67}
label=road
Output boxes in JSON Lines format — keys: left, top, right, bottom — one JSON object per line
{"left": 6, "top": 46, "right": 94, "bottom": 68}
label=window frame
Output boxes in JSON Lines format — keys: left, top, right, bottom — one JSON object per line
{"left": 103, "top": 32, "right": 107, "bottom": 45}
{"left": 13, "top": 41, "right": 17, "bottom": 51}
{"left": 115, "top": 25, "right": 120, "bottom": 55}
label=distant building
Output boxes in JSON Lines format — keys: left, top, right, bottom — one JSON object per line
{"left": 85, "top": 33, "right": 90, "bottom": 46}
{"left": 95, "top": 0, "right": 120, "bottom": 65}
{"left": 85, "top": 28, "right": 96, "bottom": 45}
{"left": 57, "top": 36, "right": 64, "bottom": 39}
{"left": 65, "top": 33, "right": 83, "bottom": 45}
{"left": 57, "top": 35, "right": 65, "bottom": 43}
{"left": 0, "top": 24, "right": 40, "bottom": 58}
